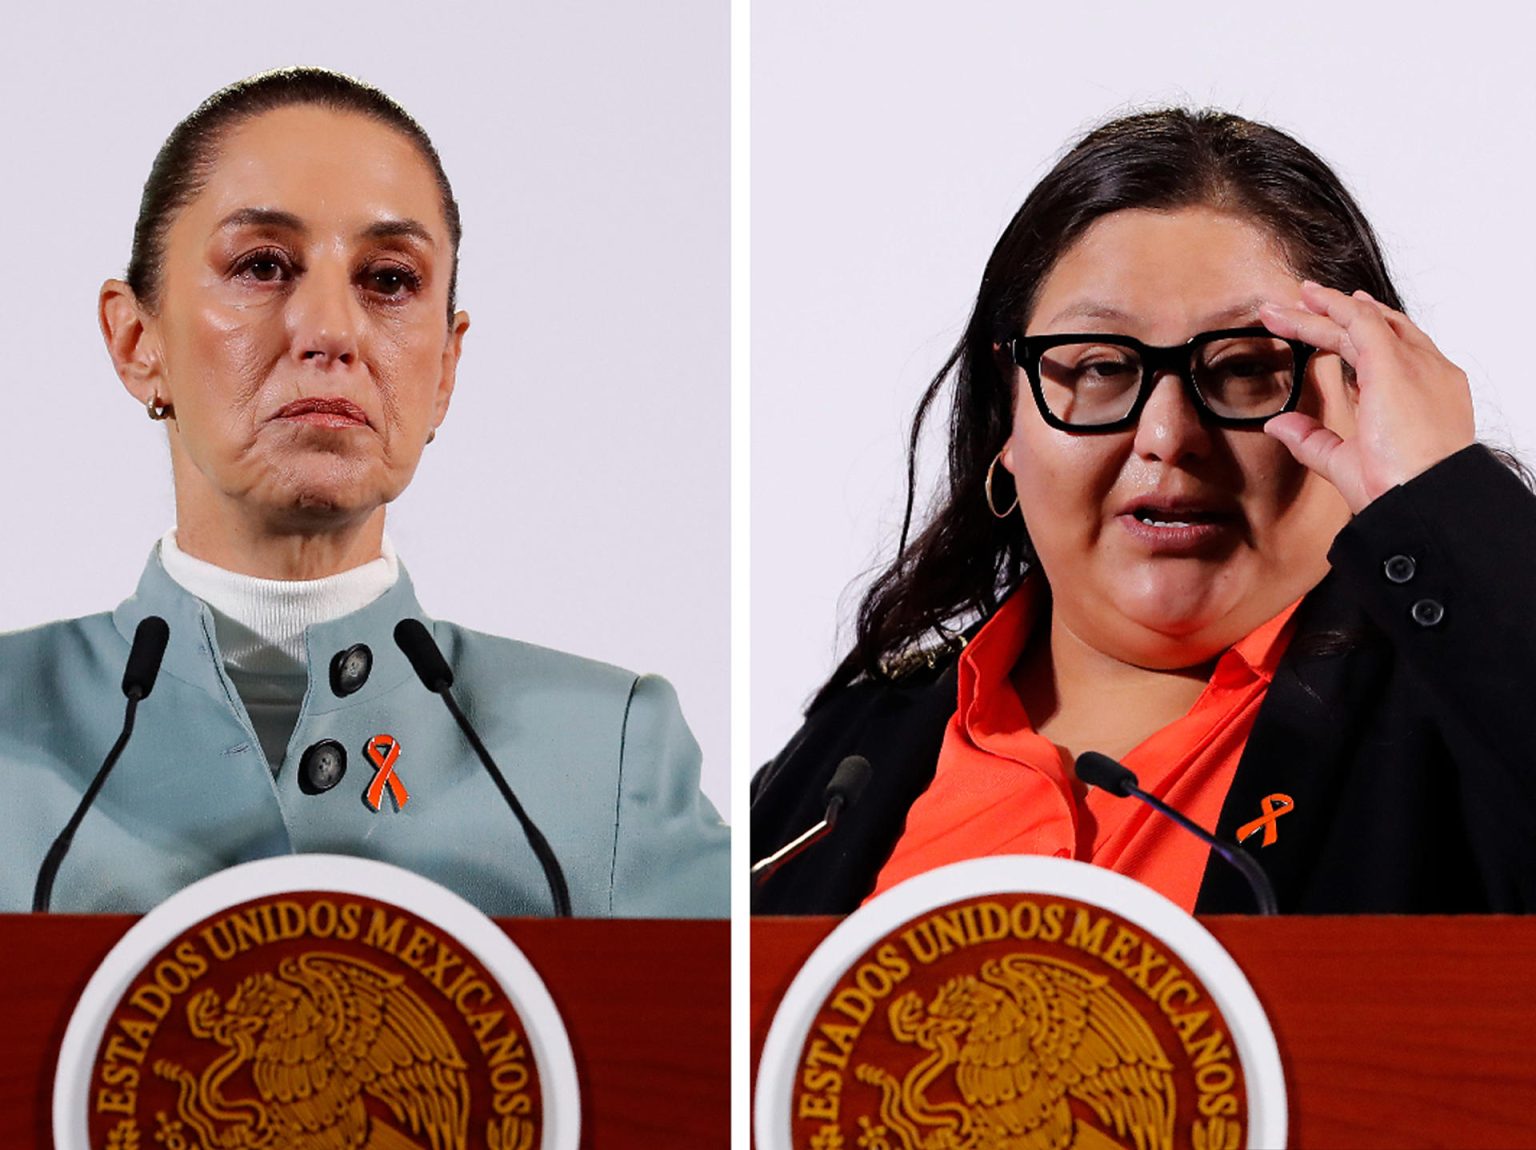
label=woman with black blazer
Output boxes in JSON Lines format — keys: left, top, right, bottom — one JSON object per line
{"left": 752, "top": 108, "right": 1536, "bottom": 916}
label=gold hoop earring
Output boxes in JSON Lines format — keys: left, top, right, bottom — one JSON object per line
{"left": 984, "top": 450, "right": 1018, "bottom": 519}
{"left": 145, "top": 395, "right": 174, "bottom": 421}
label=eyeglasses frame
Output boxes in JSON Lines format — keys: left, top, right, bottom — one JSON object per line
{"left": 1007, "top": 326, "right": 1317, "bottom": 433}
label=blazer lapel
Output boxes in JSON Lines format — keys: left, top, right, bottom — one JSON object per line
{"left": 1196, "top": 576, "right": 1389, "bottom": 914}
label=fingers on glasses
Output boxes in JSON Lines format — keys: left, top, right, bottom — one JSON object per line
{"left": 1262, "top": 281, "right": 1434, "bottom": 365}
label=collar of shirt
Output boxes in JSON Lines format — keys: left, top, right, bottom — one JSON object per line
{"left": 957, "top": 581, "right": 1299, "bottom": 769}
{"left": 157, "top": 529, "right": 400, "bottom": 676}
{"left": 112, "top": 545, "right": 430, "bottom": 719}
{"left": 868, "top": 579, "right": 1301, "bottom": 907}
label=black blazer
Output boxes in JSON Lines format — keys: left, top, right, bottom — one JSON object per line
{"left": 752, "top": 446, "right": 1536, "bottom": 915}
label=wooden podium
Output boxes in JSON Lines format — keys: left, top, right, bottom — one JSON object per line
{"left": 1, "top": 914, "right": 727, "bottom": 1148}
{"left": 753, "top": 916, "right": 1536, "bottom": 1148}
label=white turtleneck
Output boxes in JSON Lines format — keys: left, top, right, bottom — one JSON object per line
{"left": 158, "top": 529, "right": 400, "bottom": 773}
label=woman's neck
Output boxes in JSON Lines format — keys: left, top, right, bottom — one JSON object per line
{"left": 173, "top": 502, "right": 388, "bottom": 580}
{"left": 1013, "top": 614, "right": 1213, "bottom": 764}
{"left": 158, "top": 529, "right": 399, "bottom": 670}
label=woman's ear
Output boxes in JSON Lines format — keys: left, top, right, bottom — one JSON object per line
{"left": 432, "top": 309, "right": 471, "bottom": 426}
{"left": 99, "top": 279, "right": 164, "bottom": 407}
{"left": 1000, "top": 439, "right": 1018, "bottom": 478}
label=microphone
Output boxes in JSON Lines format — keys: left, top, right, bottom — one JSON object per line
{"left": 1075, "top": 751, "right": 1278, "bottom": 916}
{"left": 34, "top": 616, "right": 171, "bottom": 913}
{"left": 393, "top": 619, "right": 572, "bottom": 917}
{"left": 393, "top": 617, "right": 454, "bottom": 691}
{"left": 751, "top": 755, "right": 871, "bottom": 884}
{"left": 122, "top": 615, "right": 170, "bottom": 699}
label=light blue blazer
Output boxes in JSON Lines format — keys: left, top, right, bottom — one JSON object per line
{"left": 0, "top": 549, "right": 728, "bottom": 917}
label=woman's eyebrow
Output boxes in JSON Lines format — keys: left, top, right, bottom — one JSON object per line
{"left": 1043, "top": 297, "right": 1270, "bottom": 329}
{"left": 1047, "top": 301, "right": 1134, "bottom": 325}
{"left": 361, "top": 217, "right": 435, "bottom": 245}
{"left": 1202, "top": 297, "right": 1269, "bottom": 326}
{"left": 215, "top": 207, "right": 305, "bottom": 233}
{"left": 210, "top": 210, "right": 434, "bottom": 246}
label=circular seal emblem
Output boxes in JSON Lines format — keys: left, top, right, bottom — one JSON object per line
{"left": 55, "top": 856, "right": 579, "bottom": 1150}
{"left": 757, "top": 858, "right": 1285, "bottom": 1149}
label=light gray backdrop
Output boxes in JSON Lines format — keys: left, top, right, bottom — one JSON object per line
{"left": 753, "top": 1, "right": 1536, "bottom": 767}
{"left": 0, "top": 2, "right": 730, "bottom": 817}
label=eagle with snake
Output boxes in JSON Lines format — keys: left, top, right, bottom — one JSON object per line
{"left": 855, "top": 953, "right": 1176, "bottom": 1150}
{"left": 153, "top": 950, "right": 470, "bottom": 1150}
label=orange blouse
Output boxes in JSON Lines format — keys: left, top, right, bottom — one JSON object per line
{"left": 869, "top": 587, "right": 1300, "bottom": 911}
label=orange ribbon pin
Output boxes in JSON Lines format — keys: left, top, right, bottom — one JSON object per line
{"left": 364, "top": 734, "right": 409, "bottom": 812}
{"left": 1236, "top": 793, "right": 1293, "bottom": 848}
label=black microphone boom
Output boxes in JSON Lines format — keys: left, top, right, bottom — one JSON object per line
{"left": 393, "top": 619, "right": 572, "bottom": 917}
{"left": 121, "top": 615, "right": 170, "bottom": 700}
{"left": 1075, "top": 751, "right": 1279, "bottom": 916}
{"left": 751, "top": 755, "right": 871, "bottom": 885}
{"left": 826, "top": 755, "right": 872, "bottom": 810}
{"left": 393, "top": 617, "right": 455, "bottom": 691}
{"left": 1074, "top": 751, "right": 1137, "bottom": 797}
{"left": 34, "top": 616, "right": 170, "bottom": 913}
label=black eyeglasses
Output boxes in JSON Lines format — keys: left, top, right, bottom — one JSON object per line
{"left": 1008, "top": 327, "right": 1316, "bottom": 432}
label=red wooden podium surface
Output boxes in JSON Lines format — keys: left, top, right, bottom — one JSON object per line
{"left": 753, "top": 916, "right": 1536, "bottom": 1149}
{"left": 0, "top": 914, "right": 727, "bottom": 1149}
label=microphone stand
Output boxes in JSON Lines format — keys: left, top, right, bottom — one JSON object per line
{"left": 1076, "top": 751, "right": 1278, "bottom": 916}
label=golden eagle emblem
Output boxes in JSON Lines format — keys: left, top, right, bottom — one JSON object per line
{"left": 855, "top": 953, "right": 1175, "bottom": 1150}
{"left": 152, "top": 951, "right": 469, "bottom": 1150}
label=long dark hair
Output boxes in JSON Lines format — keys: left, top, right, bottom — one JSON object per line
{"left": 813, "top": 107, "right": 1404, "bottom": 707}
{"left": 127, "top": 67, "right": 462, "bottom": 320}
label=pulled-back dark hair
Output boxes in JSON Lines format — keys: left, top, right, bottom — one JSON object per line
{"left": 813, "top": 107, "right": 1405, "bottom": 706}
{"left": 126, "top": 66, "right": 462, "bottom": 319}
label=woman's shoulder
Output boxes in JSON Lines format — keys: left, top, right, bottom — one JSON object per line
{"left": 754, "top": 654, "right": 961, "bottom": 804}
{"left": 0, "top": 613, "right": 134, "bottom": 767}
{"left": 426, "top": 619, "right": 669, "bottom": 711}
{"left": 0, "top": 610, "right": 126, "bottom": 678}
{"left": 0, "top": 606, "right": 122, "bottom": 641}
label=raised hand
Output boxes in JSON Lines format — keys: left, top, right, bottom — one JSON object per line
{"left": 1258, "top": 280, "right": 1475, "bottom": 514}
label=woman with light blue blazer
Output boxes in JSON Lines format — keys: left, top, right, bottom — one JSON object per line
{"left": 0, "top": 68, "right": 727, "bottom": 918}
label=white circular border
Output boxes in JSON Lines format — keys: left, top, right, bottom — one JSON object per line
{"left": 756, "top": 857, "right": 1286, "bottom": 1150}
{"left": 54, "top": 855, "right": 580, "bottom": 1150}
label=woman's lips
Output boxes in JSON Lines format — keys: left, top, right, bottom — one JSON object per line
{"left": 1116, "top": 499, "right": 1240, "bottom": 553}
{"left": 272, "top": 397, "right": 369, "bottom": 428}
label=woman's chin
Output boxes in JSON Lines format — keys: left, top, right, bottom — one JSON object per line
{"left": 258, "top": 454, "right": 397, "bottom": 518}
{"left": 1073, "top": 583, "right": 1245, "bottom": 669}
{"left": 253, "top": 475, "right": 390, "bottom": 531}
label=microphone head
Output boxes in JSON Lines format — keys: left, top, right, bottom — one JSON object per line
{"left": 825, "top": 755, "right": 872, "bottom": 809}
{"left": 1075, "top": 751, "right": 1138, "bottom": 798}
{"left": 393, "top": 618, "right": 454, "bottom": 692}
{"left": 122, "top": 615, "right": 170, "bottom": 700}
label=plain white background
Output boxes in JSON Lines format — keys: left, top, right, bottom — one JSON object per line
{"left": 0, "top": 2, "right": 730, "bottom": 817}
{"left": 752, "top": 1, "right": 1536, "bottom": 768}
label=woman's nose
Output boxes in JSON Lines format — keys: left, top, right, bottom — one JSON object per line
{"left": 287, "top": 261, "right": 360, "bottom": 367}
{"left": 1132, "top": 370, "right": 1213, "bottom": 463}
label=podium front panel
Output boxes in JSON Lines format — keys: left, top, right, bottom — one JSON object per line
{"left": 1, "top": 914, "right": 727, "bottom": 1148}
{"left": 753, "top": 915, "right": 1536, "bottom": 1148}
